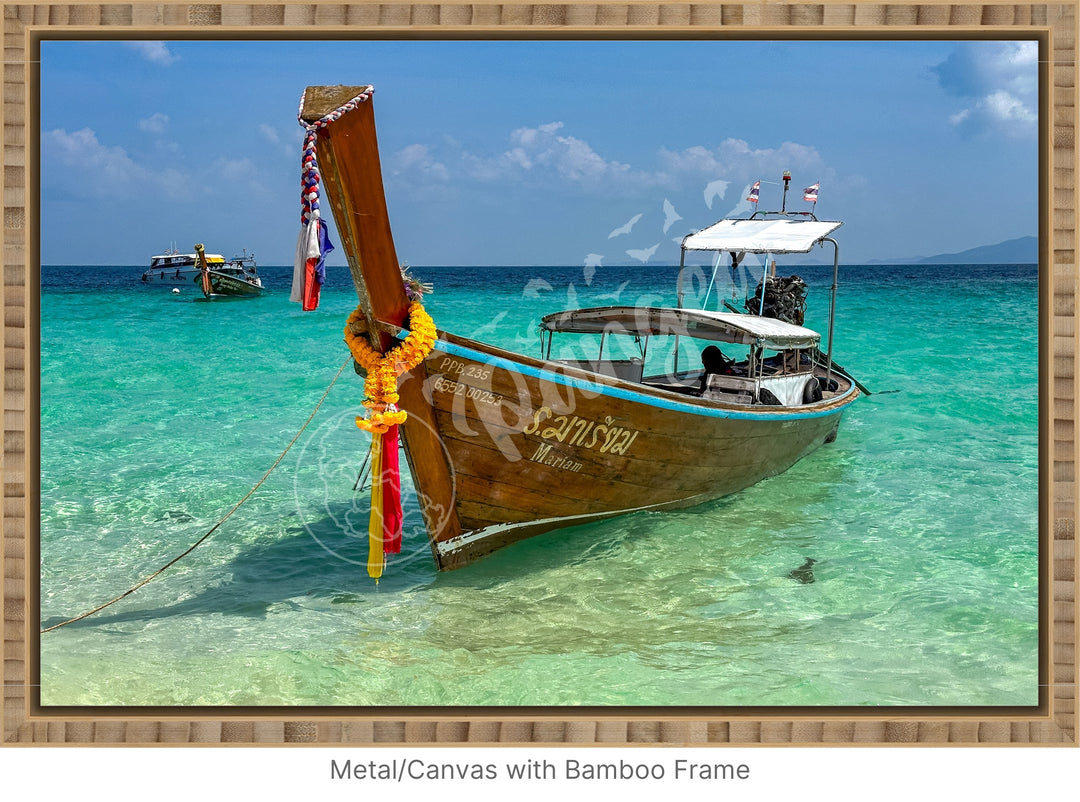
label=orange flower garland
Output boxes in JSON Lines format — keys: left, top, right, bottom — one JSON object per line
{"left": 343, "top": 301, "right": 437, "bottom": 433}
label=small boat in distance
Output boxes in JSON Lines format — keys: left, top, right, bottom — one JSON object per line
{"left": 193, "top": 243, "right": 264, "bottom": 298}
{"left": 300, "top": 84, "right": 860, "bottom": 572}
{"left": 142, "top": 246, "right": 224, "bottom": 286}
{"left": 142, "top": 246, "right": 263, "bottom": 296}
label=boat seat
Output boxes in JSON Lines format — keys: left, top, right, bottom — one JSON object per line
{"left": 704, "top": 372, "right": 817, "bottom": 406}
{"left": 702, "top": 373, "right": 756, "bottom": 404}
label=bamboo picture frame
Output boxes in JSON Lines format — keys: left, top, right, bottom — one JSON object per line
{"left": 2, "top": 1, "right": 1075, "bottom": 747}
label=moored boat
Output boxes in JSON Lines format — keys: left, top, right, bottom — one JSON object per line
{"left": 142, "top": 245, "right": 263, "bottom": 296}
{"left": 298, "top": 84, "right": 860, "bottom": 573}
{"left": 142, "top": 246, "right": 225, "bottom": 286}
{"left": 193, "top": 243, "right": 264, "bottom": 298}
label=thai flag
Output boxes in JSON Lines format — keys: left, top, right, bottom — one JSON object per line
{"left": 746, "top": 181, "right": 760, "bottom": 204}
{"left": 803, "top": 183, "right": 819, "bottom": 203}
{"left": 291, "top": 216, "right": 334, "bottom": 311}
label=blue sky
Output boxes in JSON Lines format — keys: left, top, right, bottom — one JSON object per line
{"left": 40, "top": 38, "right": 1038, "bottom": 267}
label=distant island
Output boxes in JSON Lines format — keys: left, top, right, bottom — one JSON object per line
{"left": 868, "top": 236, "right": 1037, "bottom": 265}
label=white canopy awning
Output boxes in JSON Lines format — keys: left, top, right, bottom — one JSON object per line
{"left": 540, "top": 306, "right": 820, "bottom": 350}
{"left": 681, "top": 218, "right": 842, "bottom": 254}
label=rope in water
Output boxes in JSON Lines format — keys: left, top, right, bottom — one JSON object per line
{"left": 40, "top": 356, "right": 353, "bottom": 634}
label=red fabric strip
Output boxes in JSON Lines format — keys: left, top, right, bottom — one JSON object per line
{"left": 381, "top": 423, "right": 403, "bottom": 553}
{"left": 302, "top": 257, "right": 321, "bottom": 311}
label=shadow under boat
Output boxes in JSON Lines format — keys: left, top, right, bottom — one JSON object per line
{"left": 42, "top": 439, "right": 854, "bottom": 631}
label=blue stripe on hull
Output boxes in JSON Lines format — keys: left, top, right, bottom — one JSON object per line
{"left": 432, "top": 337, "right": 857, "bottom": 421}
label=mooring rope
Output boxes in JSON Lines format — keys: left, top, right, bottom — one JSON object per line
{"left": 41, "top": 356, "right": 353, "bottom": 634}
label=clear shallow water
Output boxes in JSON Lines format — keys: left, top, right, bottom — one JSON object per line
{"left": 38, "top": 261, "right": 1039, "bottom": 707}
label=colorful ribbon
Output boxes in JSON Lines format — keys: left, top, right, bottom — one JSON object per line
{"left": 367, "top": 429, "right": 385, "bottom": 580}
{"left": 292, "top": 87, "right": 374, "bottom": 311}
{"left": 367, "top": 423, "right": 404, "bottom": 581}
{"left": 296, "top": 86, "right": 375, "bottom": 226}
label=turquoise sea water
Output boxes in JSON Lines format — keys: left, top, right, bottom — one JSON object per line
{"left": 38, "top": 260, "right": 1039, "bottom": 707}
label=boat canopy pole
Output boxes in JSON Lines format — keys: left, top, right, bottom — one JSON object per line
{"left": 677, "top": 248, "right": 685, "bottom": 307}
{"left": 702, "top": 250, "right": 723, "bottom": 310}
{"left": 675, "top": 247, "right": 687, "bottom": 372}
{"left": 756, "top": 253, "right": 770, "bottom": 316}
{"left": 823, "top": 237, "right": 840, "bottom": 388}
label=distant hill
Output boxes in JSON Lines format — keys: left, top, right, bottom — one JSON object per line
{"left": 870, "top": 236, "right": 1037, "bottom": 265}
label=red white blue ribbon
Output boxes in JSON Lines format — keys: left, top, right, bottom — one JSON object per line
{"left": 291, "top": 86, "right": 374, "bottom": 309}
{"left": 296, "top": 85, "right": 375, "bottom": 225}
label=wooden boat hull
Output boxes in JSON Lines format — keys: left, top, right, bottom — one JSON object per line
{"left": 399, "top": 330, "right": 856, "bottom": 570}
{"left": 197, "top": 269, "right": 263, "bottom": 298}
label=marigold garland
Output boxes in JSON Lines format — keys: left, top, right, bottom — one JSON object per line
{"left": 343, "top": 301, "right": 437, "bottom": 433}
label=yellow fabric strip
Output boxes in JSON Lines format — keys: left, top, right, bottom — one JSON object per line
{"left": 367, "top": 432, "right": 385, "bottom": 580}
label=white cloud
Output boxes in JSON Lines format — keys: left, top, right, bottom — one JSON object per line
{"left": 47, "top": 127, "right": 138, "bottom": 180}
{"left": 453, "top": 122, "right": 644, "bottom": 189}
{"left": 545, "top": 133, "right": 623, "bottom": 181}
{"left": 660, "top": 144, "right": 724, "bottom": 174}
{"left": 936, "top": 41, "right": 1037, "bottom": 137}
{"left": 258, "top": 124, "right": 282, "bottom": 145}
{"left": 43, "top": 127, "right": 188, "bottom": 199}
{"left": 983, "top": 90, "right": 1037, "bottom": 125}
{"left": 387, "top": 121, "right": 832, "bottom": 224}
{"left": 949, "top": 109, "right": 971, "bottom": 126}
{"left": 138, "top": 112, "right": 169, "bottom": 134}
{"left": 391, "top": 144, "right": 450, "bottom": 182}
{"left": 211, "top": 156, "right": 272, "bottom": 196}
{"left": 211, "top": 156, "right": 257, "bottom": 182}
{"left": 259, "top": 123, "right": 299, "bottom": 158}
{"left": 511, "top": 121, "right": 564, "bottom": 147}
{"left": 125, "top": 41, "right": 178, "bottom": 65}
{"left": 659, "top": 139, "right": 826, "bottom": 193}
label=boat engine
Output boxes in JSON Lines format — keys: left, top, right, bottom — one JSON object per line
{"left": 746, "top": 274, "right": 808, "bottom": 325}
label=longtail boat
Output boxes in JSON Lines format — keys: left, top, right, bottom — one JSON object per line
{"left": 298, "top": 85, "right": 860, "bottom": 572}
{"left": 193, "top": 243, "right": 264, "bottom": 298}
{"left": 142, "top": 245, "right": 259, "bottom": 291}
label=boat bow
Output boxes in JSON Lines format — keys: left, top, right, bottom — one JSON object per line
{"left": 299, "top": 85, "right": 462, "bottom": 564}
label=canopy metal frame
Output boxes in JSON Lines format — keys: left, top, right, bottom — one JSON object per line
{"left": 676, "top": 210, "right": 842, "bottom": 386}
